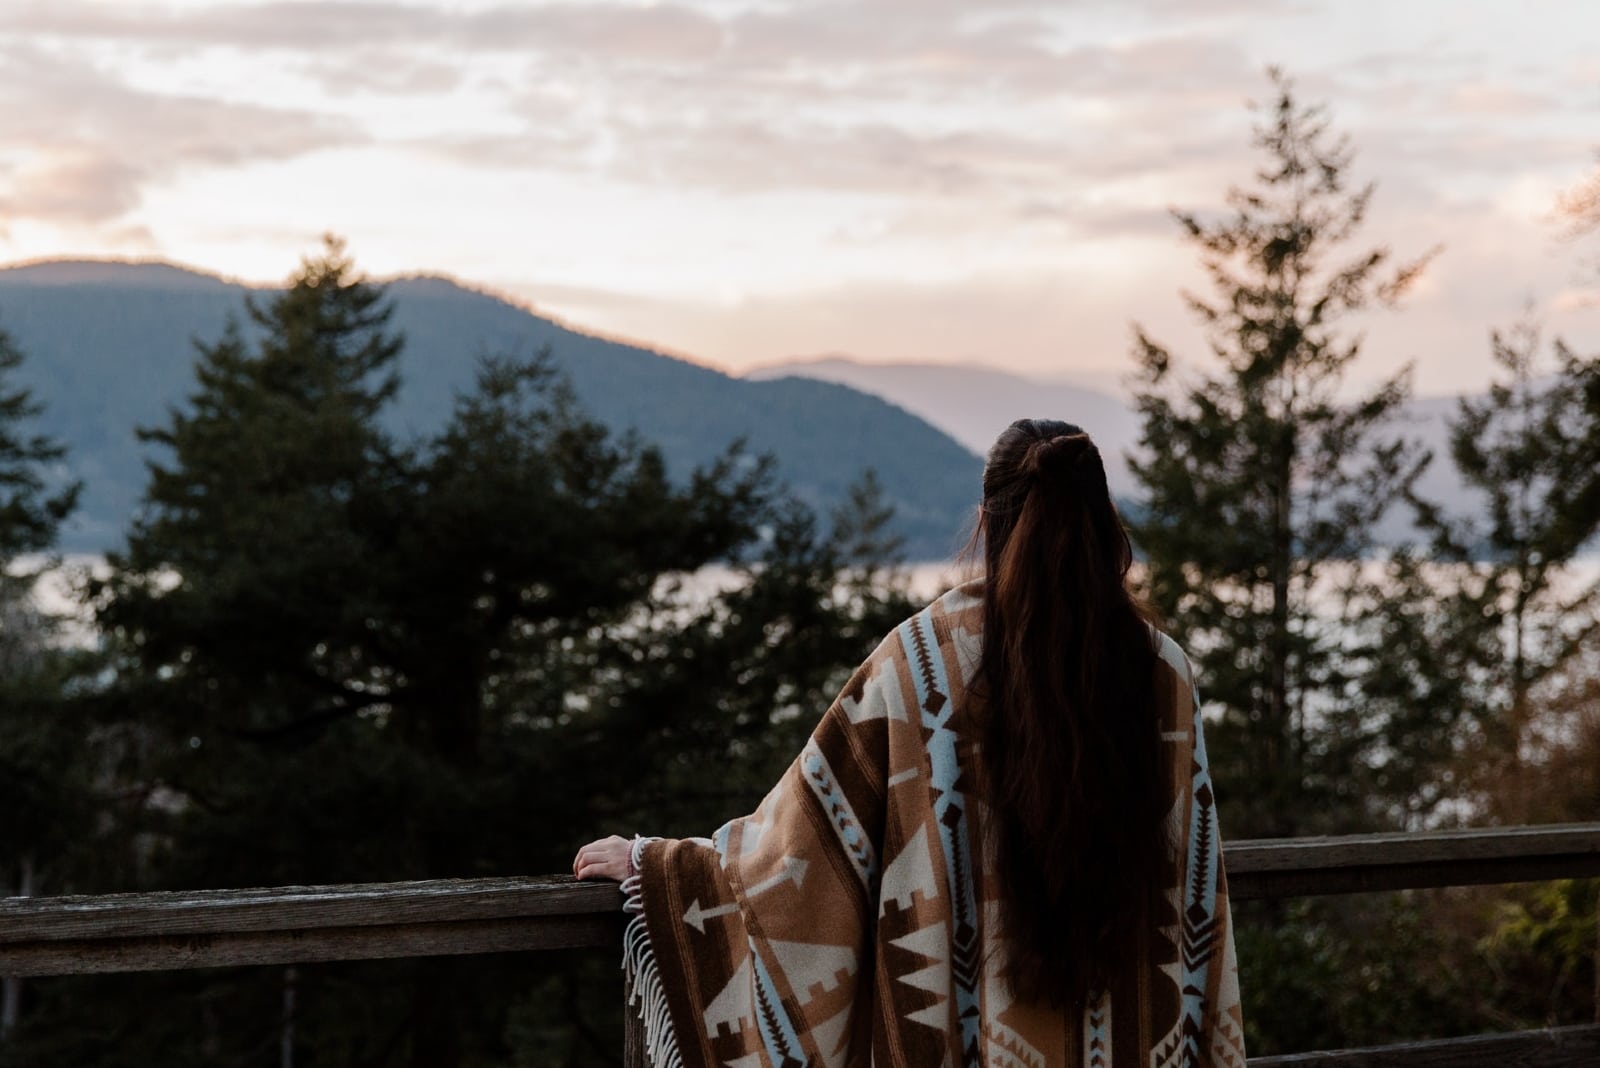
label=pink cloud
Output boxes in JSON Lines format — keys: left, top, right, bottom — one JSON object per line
{"left": 0, "top": 42, "right": 361, "bottom": 227}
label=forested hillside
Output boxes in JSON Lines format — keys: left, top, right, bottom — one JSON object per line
{"left": 0, "top": 263, "right": 981, "bottom": 558}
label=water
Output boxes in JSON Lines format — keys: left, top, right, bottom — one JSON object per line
{"left": 15, "top": 555, "right": 1599, "bottom": 652}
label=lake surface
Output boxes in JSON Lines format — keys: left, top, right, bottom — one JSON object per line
{"left": 17, "top": 554, "right": 1599, "bottom": 649}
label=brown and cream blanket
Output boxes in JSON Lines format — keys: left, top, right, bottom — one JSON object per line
{"left": 623, "top": 582, "right": 1246, "bottom": 1067}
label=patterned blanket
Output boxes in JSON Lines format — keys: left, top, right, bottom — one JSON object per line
{"left": 624, "top": 582, "right": 1246, "bottom": 1067}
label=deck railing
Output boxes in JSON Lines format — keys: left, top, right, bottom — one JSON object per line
{"left": 2, "top": 823, "right": 1598, "bottom": 1066}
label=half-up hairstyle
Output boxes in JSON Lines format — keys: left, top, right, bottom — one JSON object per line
{"left": 977, "top": 418, "right": 1169, "bottom": 1008}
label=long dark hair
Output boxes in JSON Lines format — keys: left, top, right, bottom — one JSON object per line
{"left": 976, "top": 418, "right": 1168, "bottom": 1008}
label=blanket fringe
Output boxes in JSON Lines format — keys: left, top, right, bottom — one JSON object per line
{"left": 622, "top": 837, "right": 685, "bottom": 1068}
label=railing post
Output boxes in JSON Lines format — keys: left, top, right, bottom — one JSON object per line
{"left": 0, "top": 857, "right": 34, "bottom": 1038}
{"left": 623, "top": 981, "right": 646, "bottom": 1068}
{"left": 281, "top": 965, "right": 297, "bottom": 1068}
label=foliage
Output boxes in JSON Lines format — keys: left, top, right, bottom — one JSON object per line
{"left": 1469, "top": 636, "right": 1600, "bottom": 1035}
{"left": 1126, "top": 69, "right": 1600, "bottom": 1053}
{"left": 1232, "top": 894, "right": 1483, "bottom": 1056}
{"left": 1238, "top": 877, "right": 1599, "bottom": 1056}
{"left": 0, "top": 323, "right": 97, "bottom": 892}
{"left": 0, "top": 632, "right": 99, "bottom": 893}
{"left": 1128, "top": 69, "right": 1434, "bottom": 838}
{"left": 1401, "top": 319, "right": 1600, "bottom": 820}
{"left": 1481, "top": 878, "right": 1598, "bottom": 1027}
{"left": 0, "top": 327, "right": 80, "bottom": 569}
{"left": 0, "top": 241, "right": 916, "bottom": 1066}
{"left": 1557, "top": 160, "right": 1600, "bottom": 283}
{"left": 0, "top": 319, "right": 107, "bottom": 1046}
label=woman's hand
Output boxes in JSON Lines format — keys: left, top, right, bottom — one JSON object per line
{"left": 572, "top": 835, "right": 632, "bottom": 881}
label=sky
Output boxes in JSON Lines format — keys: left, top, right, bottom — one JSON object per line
{"left": 2, "top": 0, "right": 1599, "bottom": 395}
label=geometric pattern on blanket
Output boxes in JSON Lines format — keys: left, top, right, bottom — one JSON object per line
{"left": 626, "top": 581, "right": 1247, "bottom": 1067}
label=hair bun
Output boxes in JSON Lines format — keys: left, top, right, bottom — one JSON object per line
{"left": 1023, "top": 433, "right": 1096, "bottom": 478}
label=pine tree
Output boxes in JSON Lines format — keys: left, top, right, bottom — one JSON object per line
{"left": 1355, "top": 322, "right": 1600, "bottom": 1043}
{"left": 1128, "top": 70, "right": 1434, "bottom": 837}
{"left": 0, "top": 322, "right": 84, "bottom": 869}
{"left": 0, "top": 326, "right": 80, "bottom": 584}
{"left": 1417, "top": 319, "right": 1600, "bottom": 817}
{"left": 100, "top": 235, "right": 401, "bottom": 746}
{"left": 0, "top": 324, "right": 90, "bottom": 1039}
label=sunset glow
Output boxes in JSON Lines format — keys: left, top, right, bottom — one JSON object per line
{"left": 3, "top": 0, "right": 1599, "bottom": 393}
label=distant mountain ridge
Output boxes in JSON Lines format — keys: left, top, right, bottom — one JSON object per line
{"left": 745, "top": 356, "right": 1142, "bottom": 491}
{"left": 748, "top": 355, "right": 1483, "bottom": 539}
{"left": 0, "top": 260, "right": 240, "bottom": 290}
{"left": 0, "top": 260, "right": 982, "bottom": 559}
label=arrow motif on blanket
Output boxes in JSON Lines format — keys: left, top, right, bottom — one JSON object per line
{"left": 683, "top": 899, "right": 740, "bottom": 934}
{"left": 684, "top": 857, "right": 807, "bottom": 933}
{"left": 746, "top": 855, "right": 809, "bottom": 898}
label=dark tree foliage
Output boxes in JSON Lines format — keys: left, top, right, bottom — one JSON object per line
{"left": 0, "top": 328, "right": 80, "bottom": 568}
{"left": 1367, "top": 321, "right": 1600, "bottom": 1041}
{"left": 0, "top": 323, "right": 97, "bottom": 1041}
{"left": 1128, "top": 70, "right": 1434, "bottom": 839}
{"left": 0, "top": 328, "right": 88, "bottom": 873}
{"left": 1395, "top": 319, "right": 1600, "bottom": 821}
{"left": 6, "top": 241, "right": 915, "bottom": 1067}
{"left": 1123, "top": 72, "right": 1488, "bottom": 1056}
{"left": 1334, "top": 545, "right": 1501, "bottom": 827}
{"left": 0, "top": 322, "right": 87, "bottom": 875}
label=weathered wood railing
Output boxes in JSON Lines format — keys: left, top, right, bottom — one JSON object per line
{"left": 2, "top": 824, "right": 1598, "bottom": 1066}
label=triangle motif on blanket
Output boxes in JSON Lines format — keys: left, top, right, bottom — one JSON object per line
{"left": 702, "top": 956, "right": 756, "bottom": 1039}
{"left": 879, "top": 824, "right": 940, "bottom": 917}
{"left": 891, "top": 922, "right": 951, "bottom": 1033}
{"left": 766, "top": 939, "right": 856, "bottom": 1004}
{"left": 809, "top": 1005, "right": 854, "bottom": 1068}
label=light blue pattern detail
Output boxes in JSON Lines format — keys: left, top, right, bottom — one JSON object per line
{"left": 1084, "top": 989, "right": 1112, "bottom": 1067}
{"left": 1177, "top": 686, "right": 1221, "bottom": 1062}
{"left": 751, "top": 942, "right": 806, "bottom": 1067}
{"left": 899, "top": 608, "right": 982, "bottom": 1065}
{"left": 801, "top": 739, "right": 878, "bottom": 887}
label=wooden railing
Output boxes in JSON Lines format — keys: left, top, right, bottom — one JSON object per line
{"left": 2, "top": 824, "right": 1598, "bottom": 1066}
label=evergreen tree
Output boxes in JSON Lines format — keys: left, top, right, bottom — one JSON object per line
{"left": 0, "top": 328, "right": 80, "bottom": 568}
{"left": 1349, "top": 322, "right": 1600, "bottom": 1046}
{"left": 0, "top": 324, "right": 91, "bottom": 1039}
{"left": 100, "top": 235, "right": 402, "bottom": 757}
{"left": 1406, "top": 319, "right": 1600, "bottom": 820}
{"left": 1128, "top": 70, "right": 1433, "bottom": 838}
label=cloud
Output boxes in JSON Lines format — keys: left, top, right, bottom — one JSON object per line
{"left": 299, "top": 50, "right": 466, "bottom": 96}
{"left": 8, "top": 1, "right": 728, "bottom": 62}
{"left": 403, "top": 12, "right": 1266, "bottom": 211}
{"left": 8, "top": 2, "right": 1252, "bottom": 100}
{"left": 0, "top": 2, "right": 1355, "bottom": 221}
{"left": 1445, "top": 83, "right": 1560, "bottom": 117}
{"left": 0, "top": 42, "right": 362, "bottom": 227}
{"left": 7, "top": 1, "right": 441, "bottom": 53}
{"left": 4, "top": 0, "right": 1595, "bottom": 402}
{"left": 1, "top": 150, "right": 145, "bottom": 224}
{"left": 422, "top": 103, "right": 1246, "bottom": 239}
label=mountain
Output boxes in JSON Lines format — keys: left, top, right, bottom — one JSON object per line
{"left": 748, "top": 356, "right": 1484, "bottom": 539}
{"left": 746, "top": 357, "right": 1144, "bottom": 498}
{"left": 0, "top": 262, "right": 982, "bottom": 560}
